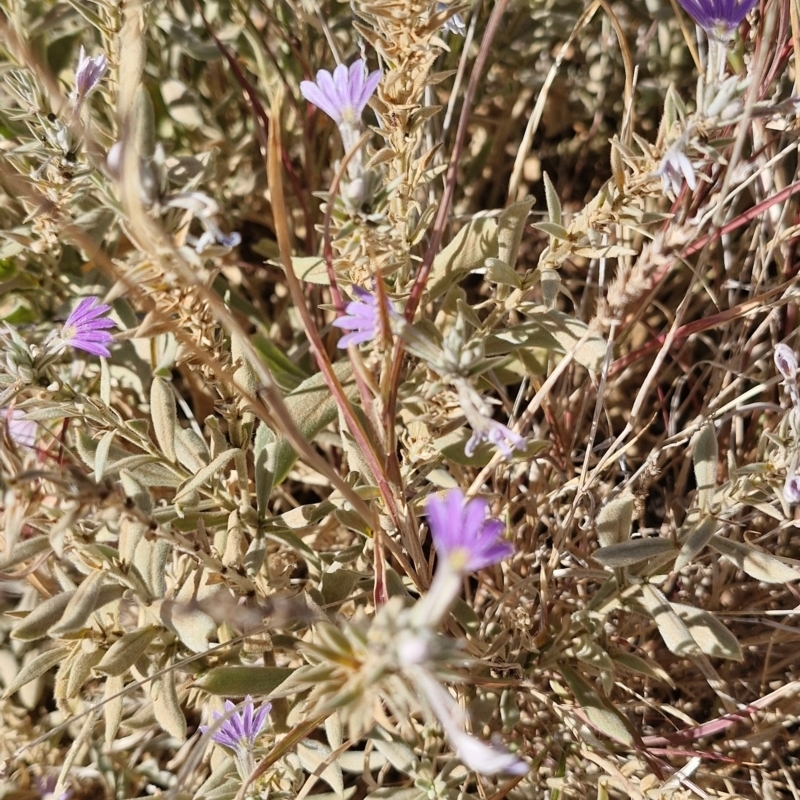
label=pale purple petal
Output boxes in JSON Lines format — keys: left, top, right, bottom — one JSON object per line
{"left": 332, "top": 63, "right": 351, "bottom": 104}
{"left": 203, "top": 696, "right": 271, "bottom": 755}
{"left": 357, "top": 70, "right": 382, "bottom": 112}
{"left": 1, "top": 408, "right": 37, "bottom": 449}
{"left": 426, "top": 488, "right": 514, "bottom": 574}
{"left": 785, "top": 474, "right": 800, "bottom": 505}
{"left": 675, "top": 0, "right": 758, "bottom": 37}
{"left": 332, "top": 287, "right": 394, "bottom": 349}
{"left": 300, "top": 59, "right": 382, "bottom": 126}
{"left": 60, "top": 297, "right": 115, "bottom": 358}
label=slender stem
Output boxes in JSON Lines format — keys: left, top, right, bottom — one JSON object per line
{"left": 384, "top": 0, "right": 513, "bottom": 446}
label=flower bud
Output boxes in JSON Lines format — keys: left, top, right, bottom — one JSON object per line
{"left": 775, "top": 343, "right": 797, "bottom": 382}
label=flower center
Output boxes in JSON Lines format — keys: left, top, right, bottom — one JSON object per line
{"left": 447, "top": 547, "right": 471, "bottom": 572}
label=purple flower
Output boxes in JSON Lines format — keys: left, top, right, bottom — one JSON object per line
{"left": 785, "top": 473, "right": 800, "bottom": 505}
{"left": 465, "top": 419, "right": 525, "bottom": 459}
{"left": 438, "top": 3, "right": 466, "bottom": 35}
{"left": 332, "top": 287, "right": 387, "bottom": 348}
{"left": 201, "top": 696, "right": 272, "bottom": 778}
{"left": 35, "top": 776, "right": 72, "bottom": 800}
{"left": 201, "top": 695, "right": 271, "bottom": 749}
{"left": 1, "top": 408, "right": 37, "bottom": 449}
{"left": 300, "top": 59, "right": 381, "bottom": 128}
{"left": 72, "top": 46, "right": 107, "bottom": 113}
{"left": 59, "top": 297, "right": 115, "bottom": 357}
{"left": 655, "top": 141, "right": 697, "bottom": 197}
{"left": 426, "top": 488, "right": 514, "bottom": 574}
{"left": 457, "top": 382, "right": 525, "bottom": 459}
{"left": 675, "top": 0, "right": 759, "bottom": 39}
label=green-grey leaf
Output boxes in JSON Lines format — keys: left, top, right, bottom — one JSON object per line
{"left": 12, "top": 591, "right": 74, "bottom": 641}
{"left": 159, "top": 601, "right": 216, "bottom": 653}
{"left": 485, "top": 258, "right": 522, "bottom": 288}
{"left": 273, "top": 361, "right": 357, "bottom": 486}
{"left": 297, "top": 739, "right": 344, "bottom": 796}
{"left": 558, "top": 664, "right": 633, "bottom": 744}
{"left": 197, "top": 666, "right": 294, "bottom": 696}
{"left": 639, "top": 584, "right": 700, "bottom": 657}
{"left": 293, "top": 256, "right": 329, "bottom": 285}
{"left": 0, "top": 535, "right": 50, "bottom": 571}
{"left": 693, "top": 424, "right": 717, "bottom": 513}
{"left": 542, "top": 172, "right": 561, "bottom": 226}
{"left": 94, "top": 430, "right": 116, "bottom": 483}
{"left": 2, "top": 646, "right": 70, "bottom": 698}
{"left": 96, "top": 626, "right": 161, "bottom": 676}
{"left": 593, "top": 537, "right": 675, "bottom": 568}
{"left": 174, "top": 448, "right": 238, "bottom": 502}
{"left": 49, "top": 571, "right": 105, "bottom": 635}
{"left": 674, "top": 516, "right": 716, "bottom": 573}
{"left": 670, "top": 602, "right": 743, "bottom": 661}
{"left": 428, "top": 216, "right": 499, "bottom": 300}
{"left": 254, "top": 422, "right": 276, "bottom": 518}
{"left": 152, "top": 668, "right": 186, "bottom": 739}
{"left": 595, "top": 495, "right": 634, "bottom": 548}
{"left": 709, "top": 535, "right": 800, "bottom": 583}
{"left": 150, "top": 377, "right": 177, "bottom": 463}
{"left": 534, "top": 221, "right": 569, "bottom": 240}
{"left": 497, "top": 197, "right": 534, "bottom": 269}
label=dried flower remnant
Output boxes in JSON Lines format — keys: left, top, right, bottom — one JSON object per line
{"left": 71, "top": 46, "right": 107, "bottom": 115}
{"left": 200, "top": 696, "right": 272, "bottom": 778}
{"left": 333, "top": 287, "right": 395, "bottom": 348}
{"left": 655, "top": 140, "right": 697, "bottom": 197}
{"left": 414, "top": 668, "right": 528, "bottom": 776}
{"left": 675, "top": 0, "right": 759, "bottom": 40}
{"left": 47, "top": 297, "right": 115, "bottom": 358}
{"left": 300, "top": 59, "right": 381, "bottom": 168}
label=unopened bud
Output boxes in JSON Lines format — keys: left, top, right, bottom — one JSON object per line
{"left": 784, "top": 472, "right": 800, "bottom": 505}
{"left": 775, "top": 343, "right": 797, "bottom": 382}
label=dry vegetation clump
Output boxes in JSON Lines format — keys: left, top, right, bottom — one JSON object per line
{"left": 1, "top": 0, "right": 800, "bottom": 798}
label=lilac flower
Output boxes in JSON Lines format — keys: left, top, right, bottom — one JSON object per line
{"left": 300, "top": 60, "right": 381, "bottom": 128}
{"left": 201, "top": 696, "right": 272, "bottom": 778}
{"left": 411, "top": 488, "right": 514, "bottom": 627}
{"left": 438, "top": 3, "right": 466, "bottom": 35}
{"left": 426, "top": 488, "right": 513, "bottom": 574}
{"left": 655, "top": 141, "right": 697, "bottom": 197}
{"left": 300, "top": 60, "right": 381, "bottom": 174}
{"left": 775, "top": 343, "right": 800, "bottom": 409}
{"left": 465, "top": 418, "right": 525, "bottom": 458}
{"left": 71, "top": 46, "right": 107, "bottom": 114}
{"left": 57, "top": 297, "right": 115, "bottom": 357}
{"left": 675, "top": 0, "right": 759, "bottom": 40}
{"left": 1, "top": 408, "right": 37, "bottom": 449}
{"left": 163, "top": 191, "right": 241, "bottom": 253}
{"left": 35, "top": 776, "right": 72, "bottom": 800}
{"left": 457, "top": 382, "right": 525, "bottom": 459}
{"left": 784, "top": 473, "right": 800, "bottom": 505}
{"left": 333, "top": 287, "right": 389, "bottom": 348}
